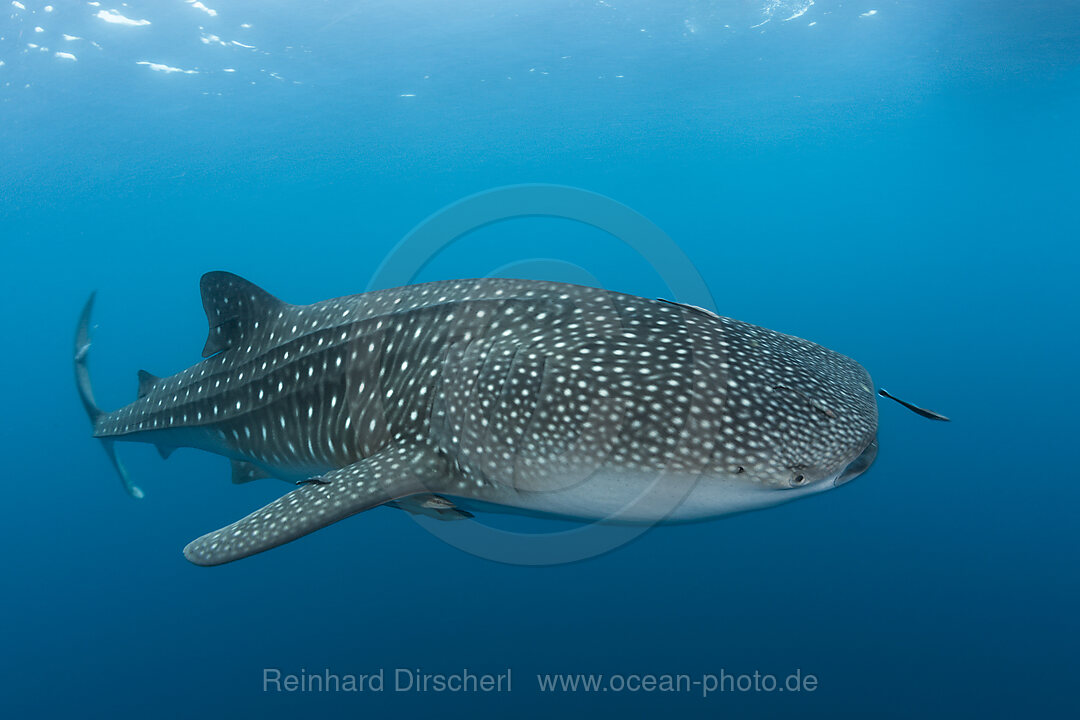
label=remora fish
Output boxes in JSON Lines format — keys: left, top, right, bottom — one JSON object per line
{"left": 75, "top": 273, "right": 936, "bottom": 566}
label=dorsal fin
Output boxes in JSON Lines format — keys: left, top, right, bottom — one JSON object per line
{"left": 199, "top": 272, "right": 285, "bottom": 357}
{"left": 137, "top": 369, "right": 162, "bottom": 399}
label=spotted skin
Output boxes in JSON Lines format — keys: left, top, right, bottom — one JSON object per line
{"left": 78, "top": 273, "right": 879, "bottom": 565}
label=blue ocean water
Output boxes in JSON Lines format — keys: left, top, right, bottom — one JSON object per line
{"left": 2, "top": 1, "right": 1078, "bottom": 717}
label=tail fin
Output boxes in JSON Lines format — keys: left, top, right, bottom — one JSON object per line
{"left": 75, "top": 294, "right": 144, "bottom": 499}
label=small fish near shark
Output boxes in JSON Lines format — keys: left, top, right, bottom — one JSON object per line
{"left": 75, "top": 273, "right": 947, "bottom": 566}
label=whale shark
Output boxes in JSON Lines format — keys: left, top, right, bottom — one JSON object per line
{"left": 75, "top": 273, "right": 937, "bottom": 566}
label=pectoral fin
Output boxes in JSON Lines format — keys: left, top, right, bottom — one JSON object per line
{"left": 183, "top": 443, "right": 447, "bottom": 566}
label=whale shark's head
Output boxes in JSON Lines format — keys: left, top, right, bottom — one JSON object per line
{"left": 715, "top": 426, "right": 877, "bottom": 516}
{"left": 700, "top": 314, "right": 880, "bottom": 501}
{"left": 744, "top": 429, "right": 877, "bottom": 499}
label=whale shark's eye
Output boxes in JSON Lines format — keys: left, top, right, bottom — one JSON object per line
{"left": 791, "top": 474, "right": 807, "bottom": 487}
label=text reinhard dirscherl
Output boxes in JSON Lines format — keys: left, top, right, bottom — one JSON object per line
{"left": 262, "top": 668, "right": 819, "bottom": 697}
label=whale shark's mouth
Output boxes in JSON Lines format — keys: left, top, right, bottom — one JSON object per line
{"left": 834, "top": 435, "right": 878, "bottom": 487}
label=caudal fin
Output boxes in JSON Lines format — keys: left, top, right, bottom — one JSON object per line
{"left": 74, "top": 293, "right": 144, "bottom": 499}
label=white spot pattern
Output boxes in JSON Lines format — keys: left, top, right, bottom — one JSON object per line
{"left": 89, "top": 274, "right": 877, "bottom": 563}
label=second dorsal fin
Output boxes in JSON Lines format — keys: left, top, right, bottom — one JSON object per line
{"left": 199, "top": 271, "right": 285, "bottom": 357}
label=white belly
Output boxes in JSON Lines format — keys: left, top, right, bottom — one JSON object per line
{"left": 454, "top": 468, "right": 833, "bottom": 524}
